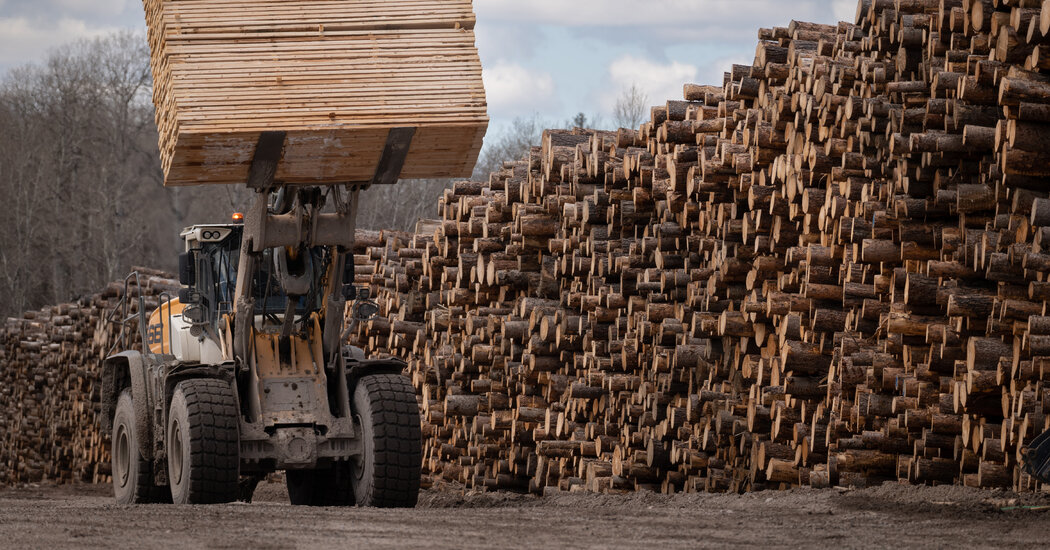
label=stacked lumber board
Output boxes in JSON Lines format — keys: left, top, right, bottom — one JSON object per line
{"left": 142, "top": 0, "right": 488, "bottom": 186}
{"left": 348, "top": 0, "right": 1050, "bottom": 494}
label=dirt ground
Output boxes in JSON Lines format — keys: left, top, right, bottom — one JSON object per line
{"left": 1, "top": 482, "right": 1050, "bottom": 549}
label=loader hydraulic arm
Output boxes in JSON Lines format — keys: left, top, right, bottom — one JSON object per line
{"left": 231, "top": 186, "right": 360, "bottom": 365}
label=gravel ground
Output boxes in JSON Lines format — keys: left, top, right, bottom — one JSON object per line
{"left": 1, "top": 482, "right": 1049, "bottom": 549}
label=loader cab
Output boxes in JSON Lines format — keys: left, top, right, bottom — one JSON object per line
{"left": 178, "top": 224, "right": 240, "bottom": 328}
{"left": 178, "top": 224, "right": 328, "bottom": 332}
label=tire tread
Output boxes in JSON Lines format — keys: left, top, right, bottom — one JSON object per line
{"left": 171, "top": 379, "right": 239, "bottom": 504}
{"left": 353, "top": 373, "right": 421, "bottom": 508}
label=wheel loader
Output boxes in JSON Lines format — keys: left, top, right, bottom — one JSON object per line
{"left": 101, "top": 0, "right": 486, "bottom": 507}
{"left": 101, "top": 183, "right": 422, "bottom": 506}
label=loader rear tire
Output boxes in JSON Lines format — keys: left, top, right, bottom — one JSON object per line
{"left": 167, "top": 379, "right": 240, "bottom": 504}
{"left": 112, "top": 389, "right": 168, "bottom": 504}
{"left": 286, "top": 463, "right": 353, "bottom": 506}
{"left": 349, "top": 374, "right": 421, "bottom": 507}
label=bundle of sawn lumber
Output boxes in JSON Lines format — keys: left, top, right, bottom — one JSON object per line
{"left": 143, "top": 0, "right": 488, "bottom": 186}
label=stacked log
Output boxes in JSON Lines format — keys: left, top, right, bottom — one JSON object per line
{"left": 349, "top": 0, "right": 1050, "bottom": 494}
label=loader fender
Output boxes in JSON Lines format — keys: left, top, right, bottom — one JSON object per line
{"left": 101, "top": 351, "right": 152, "bottom": 461}
{"left": 344, "top": 350, "right": 407, "bottom": 391}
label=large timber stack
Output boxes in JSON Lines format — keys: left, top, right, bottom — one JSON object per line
{"left": 348, "top": 0, "right": 1050, "bottom": 494}
{"left": 144, "top": 0, "right": 487, "bottom": 186}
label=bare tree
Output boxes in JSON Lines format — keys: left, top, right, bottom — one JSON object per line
{"left": 0, "top": 31, "right": 248, "bottom": 317}
{"left": 356, "top": 178, "right": 453, "bottom": 232}
{"left": 614, "top": 84, "right": 649, "bottom": 129}
{"left": 569, "top": 112, "right": 607, "bottom": 131}
{"left": 472, "top": 115, "right": 545, "bottom": 179}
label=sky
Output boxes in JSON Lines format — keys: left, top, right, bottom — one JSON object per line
{"left": 0, "top": 0, "right": 859, "bottom": 134}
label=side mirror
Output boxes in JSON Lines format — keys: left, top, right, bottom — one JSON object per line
{"left": 178, "top": 252, "right": 196, "bottom": 286}
{"left": 353, "top": 300, "right": 379, "bottom": 321}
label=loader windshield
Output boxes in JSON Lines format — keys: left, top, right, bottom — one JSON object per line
{"left": 188, "top": 225, "right": 330, "bottom": 330}
{"left": 207, "top": 239, "right": 328, "bottom": 321}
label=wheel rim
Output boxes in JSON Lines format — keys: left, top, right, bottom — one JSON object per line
{"left": 352, "top": 413, "right": 369, "bottom": 482}
{"left": 169, "top": 418, "right": 184, "bottom": 486}
{"left": 115, "top": 424, "right": 131, "bottom": 488}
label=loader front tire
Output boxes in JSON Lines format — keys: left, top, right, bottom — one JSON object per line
{"left": 112, "top": 389, "right": 168, "bottom": 504}
{"left": 167, "top": 379, "right": 240, "bottom": 504}
{"left": 349, "top": 374, "right": 421, "bottom": 507}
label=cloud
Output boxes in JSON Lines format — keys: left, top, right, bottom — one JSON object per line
{"left": 0, "top": 0, "right": 143, "bottom": 69}
{"left": 477, "top": 0, "right": 780, "bottom": 26}
{"left": 2, "top": 0, "right": 137, "bottom": 19}
{"left": 475, "top": 21, "right": 543, "bottom": 63}
{"left": 483, "top": 62, "right": 558, "bottom": 117}
{"left": 475, "top": 0, "right": 845, "bottom": 40}
{"left": 832, "top": 0, "right": 859, "bottom": 23}
{"left": 53, "top": 0, "right": 130, "bottom": 16}
{"left": 600, "top": 55, "right": 698, "bottom": 111}
{"left": 470, "top": 1, "right": 851, "bottom": 127}
{"left": 0, "top": 17, "right": 117, "bottom": 66}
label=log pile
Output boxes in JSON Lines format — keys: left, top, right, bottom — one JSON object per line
{"left": 0, "top": 268, "right": 178, "bottom": 485}
{"left": 349, "top": 0, "right": 1050, "bottom": 494}
{"left": 143, "top": 0, "right": 487, "bottom": 186}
